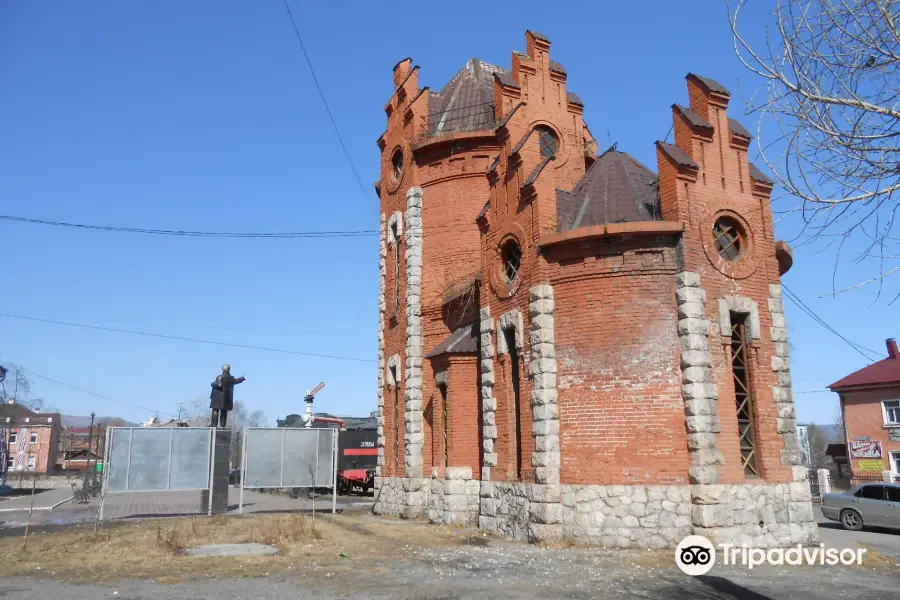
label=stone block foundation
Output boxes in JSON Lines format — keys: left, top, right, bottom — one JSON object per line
{"left": 374, "top": 472, "right": 818, "bottom": 548}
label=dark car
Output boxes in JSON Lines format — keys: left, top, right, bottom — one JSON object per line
{"left": 821, "top": 482, "right": 900, "bottom": 530}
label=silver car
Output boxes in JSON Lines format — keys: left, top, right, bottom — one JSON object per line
{"left": 821, "top": 482, "right": 900, "bottom": 531}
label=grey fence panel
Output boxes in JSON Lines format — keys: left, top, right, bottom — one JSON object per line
{"left": 282, "top": 430, "right": 320, "bottom": 487}
{"left": 243, "top": 428, "right": 336, "bottom": 488}
{"left": 316, "top": 429, "right": 335, "bottom": 485}
{"left": 106, "top": 428, "right": 132, "bottom": 493}
{"left": 170, "top": 428, "right": 214, "bottom": 490}
{"left": 243, "top": 428, "right": 285, "bottom": 488}
{"left": 127, "top": 429, "right": 170, "bottom": 491}
{"left": 105, "top": 427, "right": 213, "bottom": 493}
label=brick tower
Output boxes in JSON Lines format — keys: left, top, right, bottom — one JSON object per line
{"left": 373, "top": 31, "right": 817, "bottom": 549}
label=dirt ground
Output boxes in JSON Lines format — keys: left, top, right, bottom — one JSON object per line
{"left": 2, "top": 509, "right": 899, "bottom": 599}
{"left": 2, "top": 510, "right": 486, "bottom": 583}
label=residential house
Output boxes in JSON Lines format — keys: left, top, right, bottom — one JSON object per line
{"left": 829, "top": 338, "right": 900, "bottom": 479}
{"left": 1, "top": 401, "right": 62, "bottom": 474}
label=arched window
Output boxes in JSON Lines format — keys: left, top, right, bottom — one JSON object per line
{"left": 391, "top": 148, "right": 404, "bottom": 182}
{"left": 501, "top": 238, "right": 522, "bottom": 284}
{"left": 536, "top": 126, "right": 558, "bottom": 159}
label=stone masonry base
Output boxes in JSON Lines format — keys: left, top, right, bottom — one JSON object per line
{"left": 375, "top": 467, "right": 819, "bottom": 548}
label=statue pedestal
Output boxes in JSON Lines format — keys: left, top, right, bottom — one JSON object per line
{"left": 201, "top": 428, "right": 232, "bottom": 515}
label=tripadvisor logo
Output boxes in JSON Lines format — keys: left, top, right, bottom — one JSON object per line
{"left": 675, "top": 535, "right": 868, "bottom": 574}
{"left": 675, "top": 535, "right": 716, "bottom": 576}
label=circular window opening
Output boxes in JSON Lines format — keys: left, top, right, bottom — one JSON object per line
{"left": 537, "top": 126, "right": 559, "bottom": 159}
{"left": 713, "top": 216, "right": 747, "bottom": 261}
{"left": 501, "top": 239, "right": 523, "bottom": 284}
{"left": 391, "top": 148, "right": 404, "bottom": 182}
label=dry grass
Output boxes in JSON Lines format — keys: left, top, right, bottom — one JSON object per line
{"left": 856, "top": 545, "right": 900, "bottom": 571}
{"left": 0, "top": 512, "right": 473, "bottom": 583}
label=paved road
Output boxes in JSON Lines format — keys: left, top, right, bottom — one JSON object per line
{"left": 0, "top": 487, "right": 370, "bottom": 530}
{"left": 0, "top": 488, "right": 73, "bottom": 512}
{"left": 815, "top": 505, "right": 900, "bottom": 558}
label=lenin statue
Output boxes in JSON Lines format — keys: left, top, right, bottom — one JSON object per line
{"left": 209, "top": 364, "right": 245, "bottom": 428}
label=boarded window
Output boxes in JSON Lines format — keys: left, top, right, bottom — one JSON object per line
{"left": 731, "top": 315, "right": 759, "bottom": 476}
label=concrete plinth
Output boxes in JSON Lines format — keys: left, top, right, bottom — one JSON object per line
{"left": 201, "top": 428, "right": 232, "bottom": 515}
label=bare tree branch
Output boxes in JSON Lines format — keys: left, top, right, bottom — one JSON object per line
{"left": 731, "top": 0, "right": 900, "bottom": 293}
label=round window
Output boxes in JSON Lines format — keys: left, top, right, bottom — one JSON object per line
{"left": 713, "top": 216, "right": 747, "bottom": 262}
{"left": 501, "top": 238, "right": 523, "bottom": 284}
{"left": 391, "top": 148, "right": 404, "bottom": 182}
{"left": 537, "top": 126, "right": 559, "bottom": 159}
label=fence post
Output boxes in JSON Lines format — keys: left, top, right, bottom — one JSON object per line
{"left": 817, "top": 469, "right": 831, "bottom": 495}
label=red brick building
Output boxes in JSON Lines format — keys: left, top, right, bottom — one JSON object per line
{"left": 373, "top": 31, "right": 817, "bottom": 548}
{"left": 829, "top": 338, "right": 900, "bottom": 479}
{"left": 1, "top": 401, "right": 61, "bottom": 475}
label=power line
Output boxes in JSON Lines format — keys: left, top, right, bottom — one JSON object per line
{"left": 281, "top": 0, "right": 372, "bottom": 204}
{"left": 0, "top": 215, "right": 377, "bottom": 238}
{"left": 0, "top": 313, "right": 376, "bottom": 363}
{"left": 21, "top": 368, "right": 179, "bottom": 419}
{"left": 781, "top": 284, "right": 884, "bottom": 363}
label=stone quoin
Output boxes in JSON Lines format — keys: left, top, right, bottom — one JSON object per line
{"left": 371, "top": 31, "right": 818, "bottom": 548}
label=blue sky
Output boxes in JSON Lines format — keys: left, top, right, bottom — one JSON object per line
{"left": 0, "top": 1, "right": 895, "bottom": 426}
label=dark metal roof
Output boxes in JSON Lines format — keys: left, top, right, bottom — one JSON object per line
{"left": 477, "top": 200, "right": 490, "bottom": 220}
{"left": 825, "top": 443, "right": 847, "bottom": 459}
{"left": 556, "top": 150, "right": 662, "bottom": 232}
{"left": 510, "top": 129, "right": 534, "bottom": 155}
{"left": 428, "top": 59, "right": 506, "bottom": 137}
{"left": 749, "top": 163, "right": 773, "bottom": 184}
{"left": 392, "top": 57, "right": 412, "bottom": 71}
{"left": 687, "top": 73, "right": 730, "bottom": 95}
{"left": 427, "top": 322, "right": 479, "bottom": 357}
{"left": 494, "top": 71, "right": 520, "bottom": 89}
{"left": 396, "top": 65, "right": 419, "bottom": 92}
{"left": 550, "top": 60, "right": 566, "bottom": 74}
{"left": 528, "top": 30, "right": 551, "bottom": 43}
{"left": 674, "top": 104, "right": 712, "bottom": 130}
{"left": 524, "top": 156, "right": 553, "bottom": 188}
{"left": 495, "top": 102, "right": 525, "bottom": 130}
{"left": 656, "top": 141, "right": 700, "bottom": 169}
{"left": 566, "top": 92, "right": 584, "bottom": 106}
{"left": 728, "top": 118, "right": 752, "bottom": 139}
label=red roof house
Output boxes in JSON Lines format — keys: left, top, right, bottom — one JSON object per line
{"left": 829, "top": 339, "right": 900, "bottom": 478}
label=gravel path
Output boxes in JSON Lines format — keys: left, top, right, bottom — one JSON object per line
{"left": 2, "top": 544, "right": 898, "bottom": 599}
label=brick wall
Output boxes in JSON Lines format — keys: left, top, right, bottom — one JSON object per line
{"left": 841, "top": 386, "right": 900, "bottom": 474}
{"left": 657, "top": 76, "right": 793, "bottom": 485}
{"left": 545, "top": 236, "right": 691, "bottom": 484}
{"left": 428, "top": 355, "right": 482, "bottom": 477}
{"left": 5, "top": 425, "right": 59, "bottom": 473}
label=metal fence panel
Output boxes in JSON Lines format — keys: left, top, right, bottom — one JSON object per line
{"left": 243, "top": 427, "right": 335, "bottom": 488}
{"left": 105, "top": 427, "right": 213, "bottom": 493}
{"left": 170, "top": 428, "right": 215, "bottom": 490}
{"left": 243, "top": 428, "right": 284, "bottom": 488}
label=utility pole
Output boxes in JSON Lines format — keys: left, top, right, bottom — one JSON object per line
{"left": 0, "top": 363, "right": 7, "bottom": 487}
{"left": 84, "top": 411, "right": 95, "bottom": 489}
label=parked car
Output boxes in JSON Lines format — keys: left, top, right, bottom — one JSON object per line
{"left": 821, "top": 483, "right": 900, "bottom": 531}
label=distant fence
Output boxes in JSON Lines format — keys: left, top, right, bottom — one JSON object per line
{"left": 805, "top": 468, "right": 896, "bottom": 502}
{"left": 4, "top": 474, "right": 85, "bottom": 490}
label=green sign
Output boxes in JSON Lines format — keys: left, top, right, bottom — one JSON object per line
{"left": 95, "top": 463, "right": 103, "bottom": 473}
